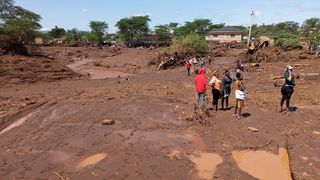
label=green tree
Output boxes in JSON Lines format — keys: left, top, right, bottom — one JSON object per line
{"left": 174, "top": 19, "right": 214, "bottom": 37}
{"left": 155, "top": 24, "right": 172, "bottom": 45}
{"left": 308, "top": 32, "right": 320, "bottom": 45}
{"left": 48, "top": 26, "right": 65, "bottom": 38}
{"left": 79, "top": 32, "right": 99, "bottom": 42}
{"left": 302, "top": 18, "right": 320, "bottom": 36}
{"left": 0, "top": 0, "right": 41, "bottom": 55}
{"left": 115, "top": 16, "right": 151, "bottom": 42}
{"left": 89, "top": 21, "right": 108, "bottom": 42}
{"left": 275, "top": 33, "right": 302, "bottom": 49}
{"left": 164, "top": 33, "right": 208, "bottom": 55}
{"left": 274, "top": 21, "right": 300, "bottom": 35}
{"left": 64, "top": 28, "right": 81, "bottom": 41}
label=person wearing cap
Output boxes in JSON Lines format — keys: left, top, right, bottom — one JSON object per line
{"left": 280, "top": 65, "right": 296, "bottom": 112}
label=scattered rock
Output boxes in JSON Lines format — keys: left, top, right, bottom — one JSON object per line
{"left": 300, "top": 156, "right": 308, "bottom": 161}
{"left": 248, "top": 127, "right": 259, "bottom": 132}
{"left": 101, "top": 119, "right": 115, "bottom": 125}
{"left": 251, "top": 63, "right": 260, "bottom": 67}
{"left": 312, "top": 131, "right": 320, "bottom": 135}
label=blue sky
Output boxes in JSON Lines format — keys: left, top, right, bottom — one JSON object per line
{"left": 16, "top": 0, "right": 320, "bottom": 32}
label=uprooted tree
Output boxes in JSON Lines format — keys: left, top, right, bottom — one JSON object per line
{"left": 154, "top": 33, "right": 208, "bottom": 70}
{"left": 0, "top": 0, "right": 41, "bottom": 55}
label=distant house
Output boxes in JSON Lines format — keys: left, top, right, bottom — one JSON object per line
{"left": 206, "top": 27, "right": 243, "bottom": 43}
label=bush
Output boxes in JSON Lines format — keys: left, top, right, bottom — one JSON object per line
{"left": 308, "top": 32, "right": 320, "bottom": 45}
{"left": 164, "top": 33, "right": 208, "bottom": 55}
{"left": 275, "top": 33, "right": 302, "bottom": 49}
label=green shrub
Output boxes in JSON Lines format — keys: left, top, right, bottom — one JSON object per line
{"left": 275, "top": 33, "right": 302, "bottom": 49}
{"left": 308, "top": 32, "right": 320, "bottom": 45}
{"left": 164, "top": 33, "right": 208, "bottom": 55}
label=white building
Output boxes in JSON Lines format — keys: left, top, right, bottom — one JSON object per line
{"left": 206, "top": 27, "right": 243, "bottom": 43}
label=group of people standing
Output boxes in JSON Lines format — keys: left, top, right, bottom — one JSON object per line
{"left": 191, "top": 58, "right": 246, "bottom": 119}
{"left": 189, "top": 58, "right": 296, "bottom": 119}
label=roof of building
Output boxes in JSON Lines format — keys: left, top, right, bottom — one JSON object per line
{"left": 208, "top": 26, "right": 243, "bottom": 35}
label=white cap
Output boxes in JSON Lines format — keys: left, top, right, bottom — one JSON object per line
{"left": 288, "top": 66, "right": 293, "bottom": 70}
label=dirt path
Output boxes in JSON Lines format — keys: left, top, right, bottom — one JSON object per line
{"left": 0, "top": 47, "right": 319, "bottom": 179}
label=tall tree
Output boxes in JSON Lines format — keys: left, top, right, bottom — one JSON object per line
{"left": 154, "top": 24, "right": 172, "bottom": 45}
{"left": 302, "top": 18, "right": 320, "bottom": 36}
{"left": 116, "top": 16, "right": 151, "bottom": 42}
{"left": 274, "top": 21, "right": 300, "bottom": 35}
{"left": 0, "top": 0, "right": 41, "bottom": 55}
{"left": 48, "top": 26, "right": 65, "bottom": 38}
{"left": 174, "top": 19, "right": 215, "bottom": 37}
{"left": 89, "top": 21, "right": 108, "bottom": 42}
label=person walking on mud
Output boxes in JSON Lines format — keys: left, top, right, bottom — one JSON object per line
{"left": 185, "top": 61, "right": 191, "bottom": 76}
{"left": 234, "top": 72, "right": 245, "bottom": 119}
{"left": 209, "top": 71, "right": 222, "bottom": 111}
{"left": 221, "top": 69, "right": 232, "bottom": 110}
{"left": 194, "top": 68, "right": 207, "bottom": 113}
{"left": 280, "top": 65, "right": 295, "bottom": 112}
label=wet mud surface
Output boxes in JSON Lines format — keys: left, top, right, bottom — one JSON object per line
{"left": 0, "top": 47, "right": 319, "bottom": 179}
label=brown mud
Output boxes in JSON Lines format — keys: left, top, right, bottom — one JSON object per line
{"left": 0, "top": 46, "right": 319, "bottom": 179}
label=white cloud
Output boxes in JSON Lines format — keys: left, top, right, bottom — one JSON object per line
{"left": 41, "top": 28, "right": 49, "bottom": 31}
{"left": 133, "top": 12, "right": 151, "bottom": 17}
{"left": 81, "top": 8, "right": 89, "bottom": 13}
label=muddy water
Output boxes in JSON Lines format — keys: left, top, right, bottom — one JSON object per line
{"left": 67, "top": 58, "right": 131, "bottom": 79}
{"left": 232, "top": 149, "right": 292, "bottom": 180}
{"left": 188, "top": 153, "right": 223, "bottom": 180}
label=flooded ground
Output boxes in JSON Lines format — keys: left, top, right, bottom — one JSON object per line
{"left": 0, "top": 47, "right": 319, "bottom": 179}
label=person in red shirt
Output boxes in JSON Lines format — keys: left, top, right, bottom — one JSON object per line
{"left": 194, "top": 68, "right": 207, "bottom": 113}
{"left": 185, "top": 61, "right": 191, "bottom": 76}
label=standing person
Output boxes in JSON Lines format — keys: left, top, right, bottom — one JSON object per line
{"left": 221, "top": 69, "right": 233, "bottom": 110}
{"left": 185, "top": 61, "right": 191, "bottom": 76}
{"left": 209, "top": 71, "right": 222, "bottom": 111}
{"left": 200, "top": 56, "right": 205, "bottom": 68}
{"left": 236, "top": 60, "right": 244, "bottom": 72}
{"left": 280, "top": 65, "right": 295, "bottom": 112}
{"left": 234, "top": 72, "right": 245, "bottom": 118}
{"left": 191, "top": 57, "right": 197, "bottom": 71}
{"left": 194, "top": 68, "right": 207, "bottom": 113}
{"left": 208, "top": 55, "right": 212, "bottom": 65}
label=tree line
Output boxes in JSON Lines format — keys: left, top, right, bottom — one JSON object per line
{"left": 1, "top": 0, "right": 320, "bottom": 55}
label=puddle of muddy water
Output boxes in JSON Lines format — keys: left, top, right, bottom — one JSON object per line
{"left": 188, "top": 153, "right": 223, "bottom": 180}
{"left": 232, "top": 149, "right": 292, "bottom": 180}
{"left": 76, "top": 153, "right": 107, "bottom": 169}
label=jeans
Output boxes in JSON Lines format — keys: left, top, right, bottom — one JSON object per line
{"left": 196, "top": 92, "right": 206, "bottom": 111}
